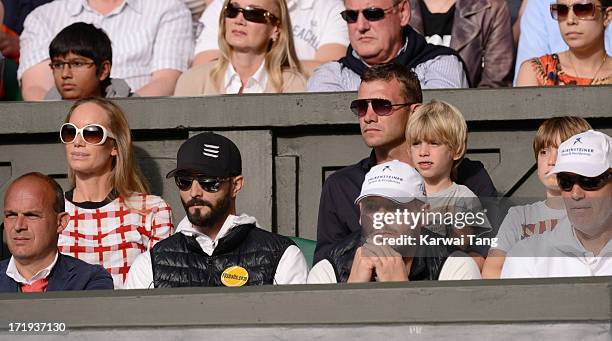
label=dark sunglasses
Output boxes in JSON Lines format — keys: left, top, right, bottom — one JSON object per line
{"left": 550, "top": 3, "right": 603, "bottom": 20}
{"left": 224, "top": 2, "right": 278, "bottom": 24}
{"left": 340, "top": 4, "right": 397, "bottom": 23}
{"left": 556, "top": 171, "right": 611, "bottom": 192}
{"left": 175, "top": 176, "right": 230, "bottom": 192}
{"left": 350, "top": 98, "right": 412, "bottom": 117}
{"left": 60, "top": 123, "right": 115, "bottom": 145}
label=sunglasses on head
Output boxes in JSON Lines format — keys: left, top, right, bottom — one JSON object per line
{"left": 550, "top": 3, "right": 603, "bottom": 21}
{"left": 350, "top": 98, "right": 412, "bottom": 117}
{"left": 556, "top": 171, "right": 611, "bottom": 192}
{"left": 340, "top": 3, "right": 398, "bottom": 23}
{"left": 224, "top": 2, "right": 278, "bottom": 24}
{"left": 60, "top": 123, "right": 115, "bottom": 146}
{"left": 175, "top": 176, "right": 230, "bottom": 192}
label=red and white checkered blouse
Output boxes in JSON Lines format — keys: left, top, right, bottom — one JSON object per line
{"left": 58, "top": 191, "right": 173, "bottom": 289}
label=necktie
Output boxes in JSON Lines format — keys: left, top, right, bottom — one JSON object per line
{"left": 21, "top": 278, "right": 49, "bottom": 292}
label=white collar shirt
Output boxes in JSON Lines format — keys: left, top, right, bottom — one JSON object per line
{"left": 223, "top": 61, "right": 268, "bottom": 94}
{"left": 175, "top": 213, "right": 259, "bottom": 255}
{"left": 6, "top": 252, "right": 59, "bottom": 285}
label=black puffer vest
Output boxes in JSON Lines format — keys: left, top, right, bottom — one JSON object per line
{"left": 151, "top": 224, "right": 294, "bottom": 288}
{"left": 326, "top": 230, "right": 456, "bottom": 283}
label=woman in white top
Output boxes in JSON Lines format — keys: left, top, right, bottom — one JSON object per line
{"left": 174, "top": 0, "right": 305, "bottom": 95}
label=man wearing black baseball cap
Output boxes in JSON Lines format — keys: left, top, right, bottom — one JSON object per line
{"left": 125, "top": 132, "right": 308, "bottom": 288}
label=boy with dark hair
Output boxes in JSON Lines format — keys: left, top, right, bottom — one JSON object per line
{"left": 45, "top": 22, "right": 131, "bottom": 100}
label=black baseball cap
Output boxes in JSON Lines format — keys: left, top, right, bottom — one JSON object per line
{"left": 166, "top": 132, "right": 242, "bottom": 178}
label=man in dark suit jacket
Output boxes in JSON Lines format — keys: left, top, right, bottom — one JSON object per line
{"left": 0, "top": 172, "right": 113, "bottom": 292}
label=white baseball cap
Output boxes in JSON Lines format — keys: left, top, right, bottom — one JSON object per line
{"left": 355, "top": 160, "right": 425, "bottom": 204}
{"left": 550, "top": 130, "right": 612, "bottom": 177}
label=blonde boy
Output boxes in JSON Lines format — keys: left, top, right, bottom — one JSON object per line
{"left": 481, "top": 116, "right": 592, "bottom": 279}
{"left": 406, "top": 100, "right": 468, "bottom": 195}
{"left": 406, "top": 100, "right": 489, "bottom": 264}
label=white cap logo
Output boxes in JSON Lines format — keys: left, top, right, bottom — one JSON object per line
{"left": 356, "top": 160, "right": 425, "bottom": 204}
{"left": 550, "top": 130, "right": 612, "bottom": 177}
{"left": 203, "top": 144, "right": 220, "bottom": 158}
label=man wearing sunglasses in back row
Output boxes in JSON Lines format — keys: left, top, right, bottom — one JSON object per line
{"left": 502, "top": 130, "right": 612, "bottom": 278}
{"left": 313, "top": 63, "right": 496, "bottom": 266}
{"left": 307, "top": 0, "right": 469, "bottom": 92}
{"left": 125, "top": 132, "right": 308, "bottom": 289}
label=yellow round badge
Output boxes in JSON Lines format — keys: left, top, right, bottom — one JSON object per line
{"left": 221, "top": 266, "right": 249, "bottom": 287}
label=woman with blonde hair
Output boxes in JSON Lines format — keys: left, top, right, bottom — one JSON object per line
{"left": 58, "top": 97, "right": 173, "bottom": 289}
{"left": 174, "top": 0, "right": 305, "bottom": 95}
{"left": 516, "top": 0, "right": 612, "bottom": 86}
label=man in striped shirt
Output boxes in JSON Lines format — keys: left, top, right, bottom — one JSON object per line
{"left": 18, "top": 0, "right": 193, "bottom": 100}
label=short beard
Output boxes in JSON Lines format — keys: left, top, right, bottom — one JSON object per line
{"left": 181, "top": 195, "right": 231, "bottom": 230}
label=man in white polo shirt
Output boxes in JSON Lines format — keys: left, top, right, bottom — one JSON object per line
{"left": 307, "top": 159, "right": 481, "bottom": 284}
{"left": 502, "top": 130, "right": 612, "bottom": 278}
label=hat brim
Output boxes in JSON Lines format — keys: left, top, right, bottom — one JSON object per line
{"left": 355, "top": 193, "right": 424, "bottom": 205}
{"left": 165, "top": 168, "right": 212, "bottom": 178}
{"left": 549, "top": 163, "right": 608, "bottom": 177}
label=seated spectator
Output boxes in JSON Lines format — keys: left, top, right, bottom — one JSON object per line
{"left": 307, "top": 160, "right": 482, "bottom": 283}
{"left": 502, "top": 130, "right": 612, "bottom": 278}
{"left": 192, "top": 0, "right": 349, "bottom": 73}
{"left": 406, "top": 100, "right": 492, "bottom": 268}
{"left": 514, "top": 0, "right": 612, "bottom": 86}
{"left": 58, "top": 97, "right": 173, "bottom": 289}
{"left": 174, "top": 0, "right": 306, "bottom": 95}
{"left": 482, "top": 116, "right": 592, "bottom": 279}
{"left": 408, "top": 0, "right": 513, "bottom": 87}
{"left": 18, "top": 0, "right": 193, "bottom": 100}
{"left": 313, "top": 63, "right": 496, "bottom": 265}
{"left": 1, "top": 172, "right": 113, "bottom": 292}
{"left": 125, "top": 132, "right": 308, "bottom": 289}
{"left": 46, "top": 22, "right": 132, "bottom": 100}
{"left": 307, "top": 0, "right": 469, "bottom": 91}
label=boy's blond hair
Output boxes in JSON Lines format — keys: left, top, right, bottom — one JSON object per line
{"left": 405, "top": 100, "right": 467, "bottom": 169}
{"left": 532, "top": 116, "right": 592, "bottom": 160}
